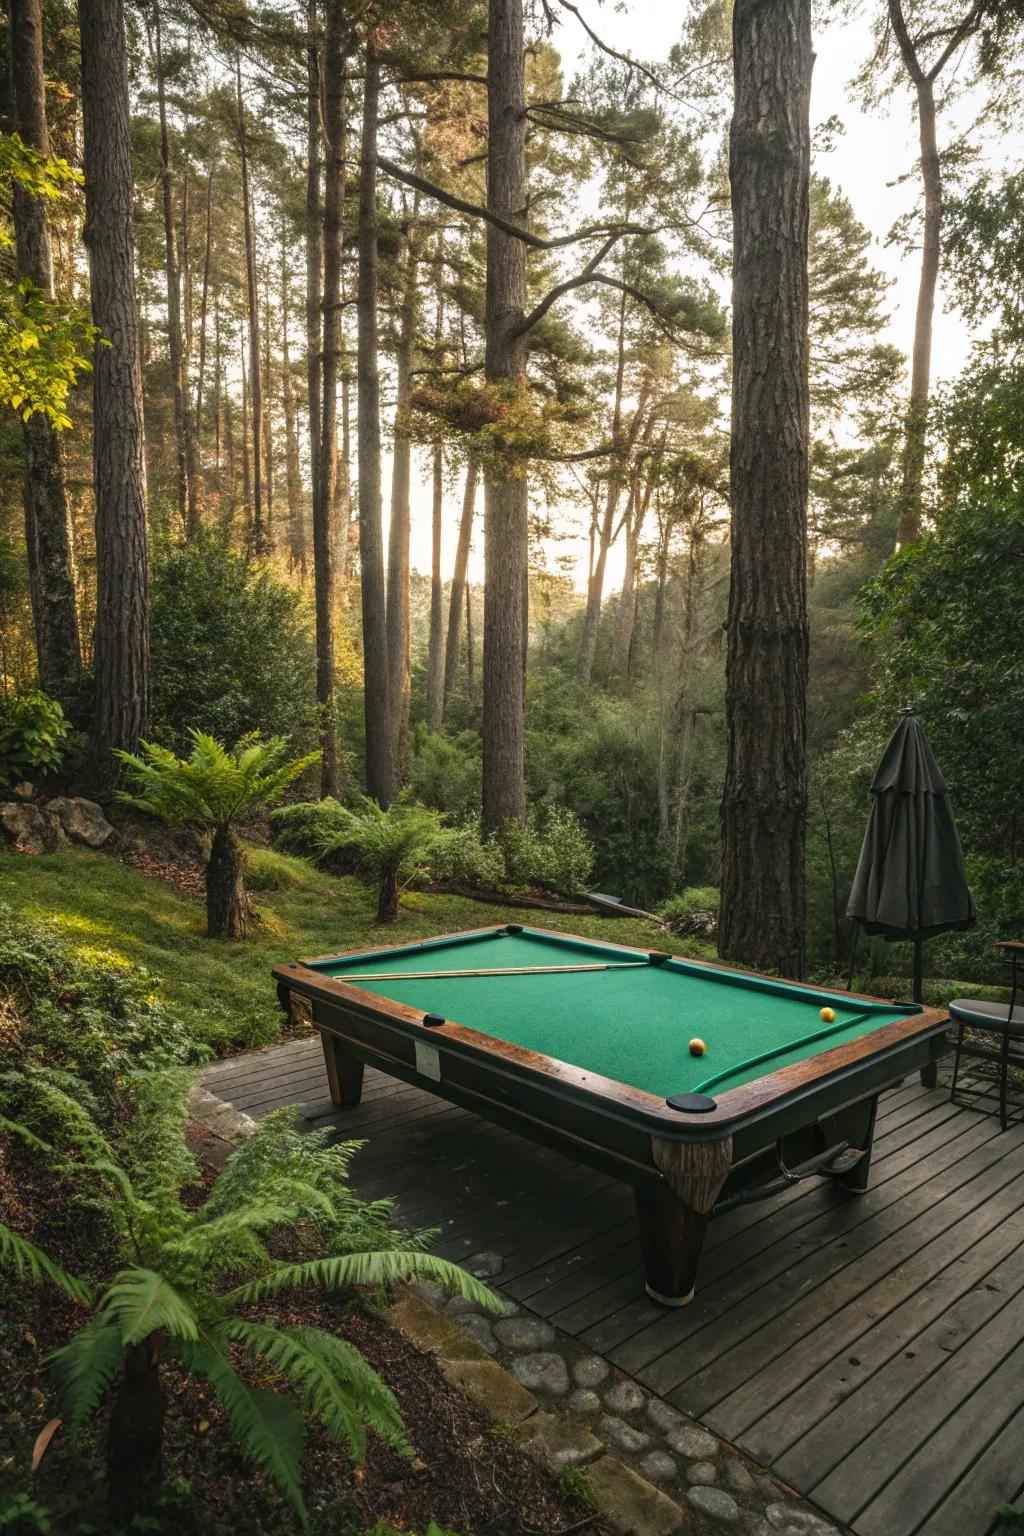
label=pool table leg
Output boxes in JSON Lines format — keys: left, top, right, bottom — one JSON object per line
{"left": 919, "top": 1062, "right": 939, "bottom": 1088}
{"left": 320, "top": 1030, "right": 365, "bottom": 1108}
{"left": 832, "top": 1094, "right": 878, "bottom": 1194}
{"left": 640, "top": 1135, "right": 734, "bottom": 1306}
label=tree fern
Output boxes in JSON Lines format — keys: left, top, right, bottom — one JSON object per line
{"left": 0, "top": 1221, "right": 91, "bottom": 1302}
{"left": 227, "top": 1248, "right": 500, "bottom": 1309}
{"left": 98, "top": 1268, "right": 199, "bottom": 1346}
{"left": 176, "top": 1335, "right": 308, "bottom": 1521}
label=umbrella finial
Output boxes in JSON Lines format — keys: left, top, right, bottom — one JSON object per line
{"left": 898, "top": 699, "right": 920, "bottom": 718}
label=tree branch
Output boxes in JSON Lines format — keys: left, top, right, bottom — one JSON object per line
{"left": 515, "top": 234, "right": 620, "bottom": 334}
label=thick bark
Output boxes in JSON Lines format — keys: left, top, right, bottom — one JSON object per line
{"left": 890, "top": 0, "right": 942, "bottom": 548}
{"left": 240, "top": 330, "right": 250, "bottom": 517}
{"left": 206, "top": 824, "right": 247, "bottom": 939}
{"left": 236, "top": 60, "right": 266, "bottom": 553}
{"left": 107, "top": 1338, "right": 164, "bottom": 1522}
{"left": 153, "top": 7, "right": 197, "bottom": 537}
{"left": 338, "top": 368, "right": 352, "bottom": 589}
{"left": 263, "top": 283, "right": 274, "bottom": 542}
{"left": 281, "top": 250, "right": 306, "bottom": 578}
{"left": 377, "top": 866, "right": 400, "bottom": 923}
{"left": 194, "top": 168, "right": 213, "bottom": 448}
{"left": 719, "top": 0, "right": 811, "bottom": 979}
{"left": 315, "top": 0, "right": 345, "bottom": 798}
{"left": 8, "top": 0, "right": 81, "bottom": 697}
{"left": 305, "top": 0, "right": 322, "bottom": 534}
{"left": 80, "top": 0, "right": 149, "bottom": 765}
{"left": 442, "top": 460, "right": 478, "bottom": 714}
{"left": 357, "top": 41, "right": 394, "bottom": 805}
{"left": 481, "top": 0, "right": 528, "bottom": 831}
{"left": 425, "top": 442, "right": 445, "bottom": 732}
{"left": 465, "top": 579, "right": 474, "bottom": 691}
{"left": 386, "top": 221, "right": 421, "bottom": 780}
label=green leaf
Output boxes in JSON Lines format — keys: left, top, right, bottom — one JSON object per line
{"left": 227, "top": 1249, "right": 500, "bottom": 1310}
{"left": 0, "top": 1221, "right": 91, "bottom": 1303}
{"left": 98, "top": 1267, "right": 199, "bottom": 1346}
{"left": 49, "top": 1313, "right": 126, "bottom": 1433}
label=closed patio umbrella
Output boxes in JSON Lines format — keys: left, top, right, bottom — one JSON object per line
{"left": 847, "top": 708, "right": 975, "bottom": 1011}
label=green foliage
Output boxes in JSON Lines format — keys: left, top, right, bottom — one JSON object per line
{"left": 243, "top": 845, "right": 313, "bottom": 892}
{"left": 407, "top": 728, "right": 482, "bottom": 821}
{"left": 0, "top": 690, "right": 69, "bottom": 785}
{"left": 148, "top": 539, "right": 320, "bottom": 754}
{"left": 557, "top": 1466, "right": 596, "bottom": 1510}
{"left": 0, "top": 1218, "right": 91, "bottom": 1302}
{"left": 0, "top": 1492, "right": 53, "bottom": 1533}
{"left": 499, "top": 807, "right": 594, "bottom": 896}
{"left": 269, "top": 797, "right": 353, "bottom": 860}
{"left": 116, "top": 731, "right": 319, "bottom": 832}
{"left": 425, "top": 823, "right": 506, "bottom": 890}
{"left": 657, "top": 887, "right": 719, "bottom": 921}
{"left": 316, "top": 799, "right": 445, "bottom": 884}
{"left": 0, "top": 134, "right": 96, "bottom": 430}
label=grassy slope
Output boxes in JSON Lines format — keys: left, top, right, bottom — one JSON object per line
{"left": 0, "top": 846, "right": 670, "bottom": 1056}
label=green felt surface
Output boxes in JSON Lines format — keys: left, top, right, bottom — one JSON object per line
{"left": 313, "top": 928, "right": 915, "bottom": 1100}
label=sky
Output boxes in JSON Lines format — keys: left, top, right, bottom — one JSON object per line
{"left": 396, "top": 0, "right": 1023, "bottom": 592}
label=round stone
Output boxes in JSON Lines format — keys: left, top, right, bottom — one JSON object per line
{"left": 567, "top": 1389, "right": 601, "bottom": 1416}
{"left": 666, "top": 1424, "right": 719, "bottom": 1460}
{"left": 445, "top": 1296, "right": 482, "bottom": 1317}
{"left": 646, "top": 1398, "right": 685, "bottom": 1434}
{"left": 597, "top": 1414, "right": 651, "bottom": 1455}
{"left": 687, "top": 1486, "right": 740, "bottom": 1526}
{"left": 572, "top": 1354, "right": 610, "bottom": 1388}
{"left": 603, "top": 1378, "right": 647, "bottom": 1415}
{"left": 723, "top": 1458, "right": 758, "bottom": 1495}
{"left": 466, "top": 1250, "right": 504, "bottom": 1279}
{"left": 412, "top": 1279, "right": 445, "bottom": 1308}
{"left": 493, "top": 1315, "right": 557, "bottom": 1350}
{"left": 510, "top": 1352, "right": 570, "bottom": 1396}
{"left": 454, "top": 1313, "right": 498, "bottom": 1355}
{"left": 764, "top": 1507, "right": 841, "bottom": 1536}
{"left": 687, "top": 1459, "right": 719, "bottom": 1485}
{"left": 640, "top": 1449, "right": 679, "bottom": 1484}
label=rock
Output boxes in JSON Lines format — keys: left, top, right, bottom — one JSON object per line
{"left": 722, "top": 1457, "right": 757, "bottom": 1495}
{"left": 764, "top": 1507, "right": 840, "bottom": 1536}
{"left": 412, "top": 1279, "right": 446, "bottom": 1308}
{"left": 665, "top": 1423, "right": 719, "bottom": 1461}
{"left": 453, "top": 1312, "right": 499, "bottom": 1356}
{"left": 510, "top": 1352, "right": 569, "bottom": 1396}
{"left": 12, "top": 782, "right": 34, "bottom": 800}
{"left": 646, "top": 1398, "right": 685, "bottom": 1435}
{"left": 493, "top": 1315, "right": 556, "bottom": 1350}
{"left": 445, "top": 1295, "right": 483, "bottom": 1317}
{"left": 572, "top": 1354, "right": 610, "bottom": 1388}
{"left": 686, "top": 1486, "right": 740, "bottom": 1525}
{"left": 604, "top": 1378, "right": 647, "bottom": 1415}
{"left": 0, "top": 802, "right": 64, "bottom": 854}
{"left": 516, "top": 1412, "right": 602, "bottom": 1473}
{"left": 568, "top": 1389, "right": 601, "bottom": 1416}
{"left": 586, "top": 1455, "right": 685, "bottom": 1535}
{"left": 466, "top": 1250, "right": 504, "bottom": 1279}
{"left": 45, "top": 796, "right": 113, "bottom": 847}
{"left": 386, "top": 1291, "right": 490, "bottom": 1363}
{"left": 438, "top": 1358, "right": 536, "bottom": 1425}
{"left": 640, "top": 1450, "right": 679, "bottom": 1484}
{"left": 598, "top": 1415, "right": 651, "bottom": 1455}
{"left": 686, "top": 1459, "right": 719, "bottom": 1485}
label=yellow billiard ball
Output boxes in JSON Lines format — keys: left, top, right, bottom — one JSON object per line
{"left": 820, "top": 1007, "right": 836, "bottom": 1023}
{"left": 689, "top": 1037, "right": 706, "bottom": 1057}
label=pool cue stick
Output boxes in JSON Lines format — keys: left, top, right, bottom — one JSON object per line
{"left": 339, "top": 961, "right": 649, "bottom": 982}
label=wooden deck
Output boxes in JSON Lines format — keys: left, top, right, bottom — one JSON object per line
{"left": 205, "top": 1039, "right": 1024, "bottom": 1536}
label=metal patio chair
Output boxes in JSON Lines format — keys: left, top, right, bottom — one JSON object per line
{"left": 949, "top": 941, "right": 1024, "bottom": 1131}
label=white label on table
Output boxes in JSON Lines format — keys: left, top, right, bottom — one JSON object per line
{"left": 415, "top": 1040, "right": 442, "bottom": 1082}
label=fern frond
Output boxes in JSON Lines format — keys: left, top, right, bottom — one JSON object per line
{"left": 0, "top": 1221, "right": 92, "bottom": 1302}
{"left": 176, "top": 1335, "right": 308, "bottom": 1522}
{"left": 226, "top": 1249, "right": 499, "bottom": 1309}
{"left": 49, "top": 1313, "right": 126, "bottom": 1432}
{"left": 98, "top": 1267, "right": 199, "bottom": 1345}
{"left": 0, "top": 1113, "right": 53, "bottom": 1155}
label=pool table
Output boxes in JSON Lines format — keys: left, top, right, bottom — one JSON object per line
{"left": 273, "top": 925, "right": 949, "bottom": 1305}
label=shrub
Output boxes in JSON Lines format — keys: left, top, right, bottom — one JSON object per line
{"left": 657, "top": 887, "right": 720, "bottom": 921}
{"left": 242, "top": 845, "right": 312, "bottom": 892}
{"left": 0, "top": 690, "right": 69, "bottom": 786}
{"left": 149, "top": 537, "right": 318, "bottom": 752}
{"left": 426, "top": 823, "right": 506, "bottom": 889}
{"left": 269, "top": 796, "right": 353, "bottom": 860}
{"left": 500, "top": 807, "right": 594, "bottom": 895}
{"left": 408, "top": 728, "right": 482, "bottom": 820}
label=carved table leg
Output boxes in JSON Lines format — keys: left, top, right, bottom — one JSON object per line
{"left": 638, "top": 1134, "right": 733, "bottom": 1305}
{"left": 320, "top": 1031, "right": 365, "bottom": 1107}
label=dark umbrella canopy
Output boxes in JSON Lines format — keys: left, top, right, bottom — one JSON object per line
{"left": 847, "top": 711, "right": 976, "bottom": 943}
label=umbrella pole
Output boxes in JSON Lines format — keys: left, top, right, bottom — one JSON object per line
{"left": 914, "top": 938, "right": 938, "bottom": 1088}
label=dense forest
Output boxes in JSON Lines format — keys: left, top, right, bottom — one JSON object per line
{"left": 2, "top": 0, "right": 1023, "bottom": 977}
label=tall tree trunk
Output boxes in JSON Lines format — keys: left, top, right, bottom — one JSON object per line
{"left": 890, "top": 0, "right": 942, "bottom": 549}
{"left": 338, "top": 368, "right": 352, "bottom": 591}
{"left": 153, "top": 6, "right": 197, "bottom": 536}
{"left": 426, "top": 442, "right": 445, "bottom": 731}
{"left": 212, "top": 287, "right": 222, "bottom": 472}
{"left": 180, "top": 172, "right": 192, "bottom": 356}
{"left": 443, "top": 460, "right": 478, "bottom": 715}
{"left": 465, "top": 579, "right": 474, "bottom": 691}
{"left": 194, "top": 167, "right": 213, "bottom": 451}
{"left": 719, "top": 0, "right": 812, "bottom": 979}
{"left": 481, "top": 0, "right": 528, "bottom": 831}
{"left": 577, "top": 288, "right": 627, "bottom": 686}
{"left": 305, "top": 0, "right": 322, "bottom": 539}
{"left": 106, "top": 1338, "right": 164, "bottom": 1523}
{"left": 281, "top": 249, "right": 306, "bottom": 578}
{"left": 315, "top": 0, "right": 345, "bottom": 798}
{"left": 386, "top": 216, "right": 420, "bottom": 781}
{"left": 240, "top": 328, "right": 250, "bottom": 522}
{"left": 206, "top": 824, "right": 247, "bottom": 939}
{"left": 263, "top": 281, "right": 274, "bottom": 543}
{"left": 8, "top": 0, "right": 81, "bottom": 696}
{"left": 357, "top": 39, "right": 394, "bottom": 804}
{"left": 80, "top": 0, "right": 149, "bottom": 766}
{"left": 236, "top": 59, "right": 265, "bottom": 553}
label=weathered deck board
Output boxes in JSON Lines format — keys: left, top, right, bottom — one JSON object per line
{"left": 206, "top": 1042, "right": 1024, "bottom": 1536}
